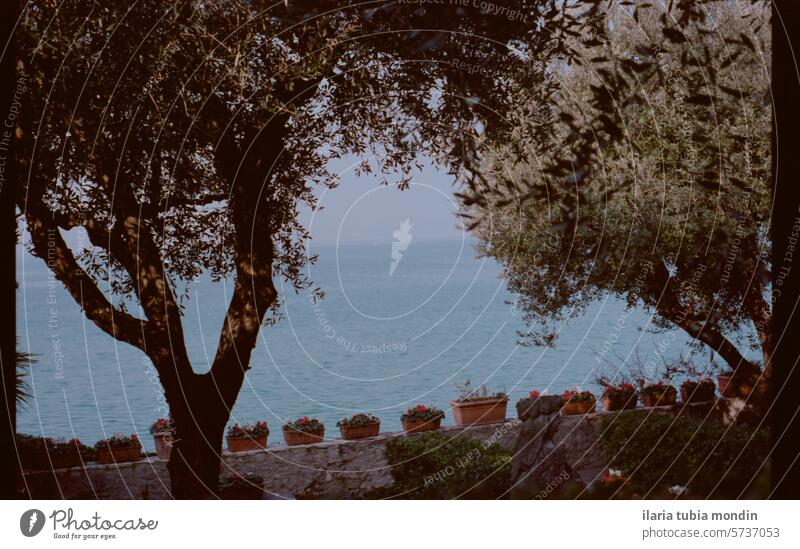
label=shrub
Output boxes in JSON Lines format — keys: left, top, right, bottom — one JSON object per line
{"left": 601, "top": 412, "right": 770, "bottom": 498}
{"left": 368, "top": 432, "right": 512, "bottom": 499}
{"left": 15, "top": 433, "right": 95, "bottom": 470}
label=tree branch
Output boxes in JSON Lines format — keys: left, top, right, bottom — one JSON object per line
{"left": 24, "top": 208, "right": 150, "bottom": 352}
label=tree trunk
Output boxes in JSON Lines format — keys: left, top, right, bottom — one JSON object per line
{"left": 165, "top": 372, "right": 238, "bottom": 499}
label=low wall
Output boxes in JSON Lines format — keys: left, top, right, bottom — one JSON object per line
{"left": 20, "top": 401, "right": 726, "bottom": 499}
{"left": 20, "top": 421, "right": 521, "bottom": 500}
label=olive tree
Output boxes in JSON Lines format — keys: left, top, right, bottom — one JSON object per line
{"left": 15, "top": 0, "right": 579, "bottom": 497}
{"left": 466, "top": 0, "right": 771, "bottom": 401}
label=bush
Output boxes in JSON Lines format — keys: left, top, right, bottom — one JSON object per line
{"left": 601, "top": 412, "right": 770, "bottom": 498}
{"left": 15, "top": 433, "right": 96, "bottom": 470}
{"left": 368, "top": 432, "right": 512, "bottom": 499}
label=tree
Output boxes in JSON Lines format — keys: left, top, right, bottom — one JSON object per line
{"left": 466, "top": 0, "right": 771, "bottom": 402}
{"left": 15, "top": 0, "right": 578, "bottom": 497}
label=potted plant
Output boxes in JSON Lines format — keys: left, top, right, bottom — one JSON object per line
{"left": 640, "top": 383, "right": 678, "bottom": 407}
{"left": 716, "top": 369, "right": 735, "bottom": 398}
{"left": 94, "top": 433, "right": 142, "bottom": 464}
{"left": 401, "top": 405, "right": 445, "bottom": 433}
{"left": 282, "top": 417, "right": 325, "bottom": 446}
{"left": 601, "top": 383, "right": 638, "bottom": 411}
{"left": 48, "top": 438, "right": 86, "bottom": 469}
{"left": 226, "top": 421, "right": 269, "bottom": 452}
{"left": 450, "top": 380, "right": 508, "bottom": 426}
{"left": 561, "top": 389, "right": 596, "bottom": 415}
{"left": 337, "top": 413, "right": 381, "bottom": 440}
{"left": 150, "top": 417, "right": 175, "bottom": 460}
{"left": 680, "top": 378, "right": 716, "bottom": 403}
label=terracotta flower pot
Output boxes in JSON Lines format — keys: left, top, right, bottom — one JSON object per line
{"left": 97, "top": 445, "right": 142, "bottom": 464}
{"left": 641, "top": 391, "right": 677, "bottom": 408}
{"left": 227, "top": 435, "right": 268, "bottom": 452}
{"left": 283, "top": 429, "right": 325, "bottom": 446}
{"left": 562, "top": 399, "right": 596, "bottom": 415}
{"left": 153, "top": 432, "right": 174, "bottom": 460}
{"left": 402, "top": 417, "right": 442, "bottom": 433}
{"left": 717, "top": 374, "right": 735, "bottom": 398}
{"left": 602, "top": 394, "right": 638, "bottom": 412}
{"left": 450, "top": 398, "right": 508, "bottom": 427}
{"left": 681, "top": 383, "right": 716, "bottom": 403}
{"left": 339, "top": 422, "right": 381, "bottom": 440}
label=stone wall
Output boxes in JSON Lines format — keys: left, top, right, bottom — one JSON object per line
{"left": 20, "top": 401, "right": 727, "bottom": 499}
{"left": 20, "top": 421, "right": 521, "bottom": 500}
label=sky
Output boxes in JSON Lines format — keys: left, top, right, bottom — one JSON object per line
{"left": 301, "top": 156, "right": 467, "bottom": 245}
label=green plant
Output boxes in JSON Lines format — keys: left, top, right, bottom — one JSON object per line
{"left": 401, "top": 405, "right": 445, "bottom": 423}
{"left": 15, "top": 433, "right": 96, "bottom": 470}
{"left": 680, "top": 378, "right": 717, "bottom": 401}
{"left": 282, "top": 417, "right": 324, "bottom": 434}
{"left": 562, "top": 389, "right": 595, "bottom": 403}
{"left": 601, "top": 412, "right": 770, "bottom": 498}
{"left": 94, "top": 433, "right": 141, "bottom": 450}
{"left": 227, "top": 421, "right": 269, "bottom": 438}
{"left": 640, "top": 383, "right": 677, "bottom": 399}
{"left": 368, "top": 432, "right": 513, "bottom": 499}
{"left": 150, "top": 417, "right": 175, "bottom": 435}
{"left": 16, "top": 346, "right": 37, "bottom": 407}
{"left": 454, "top": 379, "right": 508, "bottom": 403}
{"left": 336, "top": 413, "right": 380, "bottom": 428}
{"left": 602, "top": 383, "right": 637, "bottom": 401}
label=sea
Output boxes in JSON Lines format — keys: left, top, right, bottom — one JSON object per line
{"left": 15, "top": 239, "right": 743, "bottom": 451}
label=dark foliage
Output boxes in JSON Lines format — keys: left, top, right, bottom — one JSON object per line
{"left": 368, "top": 432, "right": 512, "bottom": 499}
{"left": 601, "top": 411, "right": 770, "bottom": 498}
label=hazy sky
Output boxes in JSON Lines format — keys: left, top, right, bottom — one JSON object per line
{"left": 302, "top": 156, "right": 466, "bottom": 244}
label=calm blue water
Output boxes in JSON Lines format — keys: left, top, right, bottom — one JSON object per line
{"left": 16, "top": 240, "right": 733, "bottom": 451}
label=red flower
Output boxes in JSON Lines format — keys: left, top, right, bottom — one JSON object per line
{"left": 529, "top": 390, "right": 540, "bottom": 398}
{"left": 298, "top": 416, "right": 310, "bottom": 425}
{"left": 414, "top": 404, "right": 427, "bottom": 411}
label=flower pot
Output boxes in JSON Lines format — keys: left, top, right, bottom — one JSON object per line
{"left": 717, "top": 374, "right": 735, "bottom": 398}
{"left": 153, "top": 432, "right": 174, "bottom": 460}
{"left": 283, "top": 429, "right": 324, "bottom": 446}
{"left": 562, "top": 399, "right": 596, "bottom": 415}
{"left": 339, "top": 422, "right": 381, "bottom": 440}
{"left": 402, "top": 417, "right": 442, "bottom": 434}
{"left": 227, "top": 435, "right": 268, "bottom": 453}
{"left": 641, "top": 391, "right": 677, "bottom": 408}
{"left": 450, "top": 398, "right": 508, "bottom": 427}
{"left": 96, "top": 445, "right": 142, "bottom": 464}
{"left": 602, "top": 394, "right": 638, "bottom": 412}
{"left": 681, "top": 384, "right": 716, "bottom": 403}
